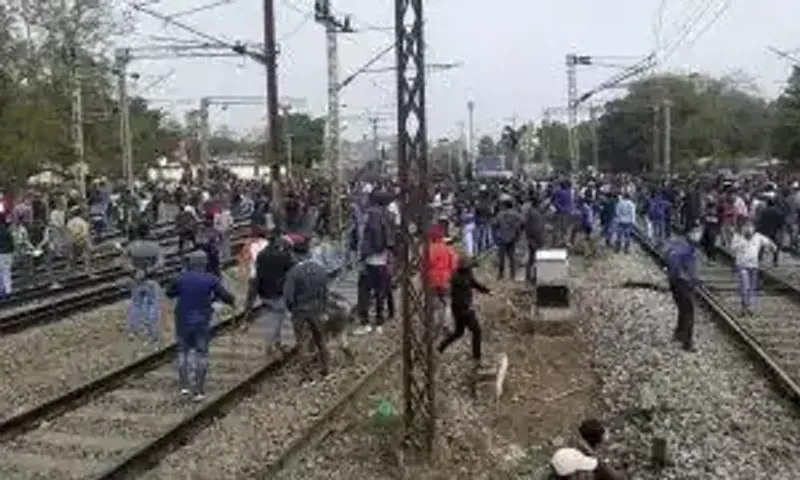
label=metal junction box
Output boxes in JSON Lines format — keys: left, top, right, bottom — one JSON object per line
{"left": 535, "top": 249, "right": 569, "bottom": 286}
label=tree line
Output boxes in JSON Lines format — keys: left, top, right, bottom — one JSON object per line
{"left": 479, "top": 68, "right": 800, "bottom": 174}
{"left": 0, "top": 1, "right": 327, "bottom": 185}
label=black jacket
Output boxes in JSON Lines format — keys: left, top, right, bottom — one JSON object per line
{"left": 253, "top": 244, "right": 294, "bottom": 300}
{"left": 450, "top": 265, "right": 489, "bottom": 313}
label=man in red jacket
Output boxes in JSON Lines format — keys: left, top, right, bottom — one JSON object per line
{"left": 426, "top": 223, "right": 457, "bottom": 336}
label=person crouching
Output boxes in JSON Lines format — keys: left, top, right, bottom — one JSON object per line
{"left": 167, "top": 251, "right": 236, "bottom": 402}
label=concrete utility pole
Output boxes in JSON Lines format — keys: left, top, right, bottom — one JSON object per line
{"left": 70, "top": 57, "right": 86, "bottom": 199}
{"left": 281, "top": 104, "right": 293, "bottom": 180}
{"left": 315, "top": 0, "right": 353, "bottom": 239}
{"left": 114, "top": 48, "right": 133, "bottom": 190}
{"left": 458, "top": 120, "right": 466, "bottom": 176}
{"left": 542, "top": 108, "right": 551, "bottom": 167}
{"left": 369, "top": 116, "right": 380, "bottom": 171}
{"left": 198, "top": 97, "right": 211, "bottom": 183}
{"left": 652, "top": 104, "right": 661, "bottom": 174}
{"left": 590, "top": 105, "right": 600, "bottom": 172}
{"left": 663, "top": 98, "right": 672, "bottom": 178}
{"left": 263, "top": 0, "right": 281, "bottom": 212}
{"left": 467, "top": 100, "right": 475, "bottom": 173}
{"left": 566, "top": 54, "right": 579, "bottom": 180}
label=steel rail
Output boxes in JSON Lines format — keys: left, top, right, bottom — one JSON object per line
{"left": 0, "top": 230, "right": 250, "bottom": 336}
{"left": 632, "top": 227, "right": 800, "bottom": 409}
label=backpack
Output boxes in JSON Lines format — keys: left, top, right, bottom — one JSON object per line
{"left": 364, "top": 208, "right": 390, "bottom": 255}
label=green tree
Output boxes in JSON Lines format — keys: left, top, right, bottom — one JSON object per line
{"left": 477, "top": 135, "right": 496, "bottom": 155}
{"left": 772, "top": 66, "right": 800, "bottom": 164}
{"left": 596, "top": 73, "right": 771, "bottom": 173}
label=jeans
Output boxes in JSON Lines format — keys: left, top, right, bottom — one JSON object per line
{"left": 0, "top": 253, "right": 12, "bottom": 295}
{"left": 737, "top": 267, "right": 759, "bottom": 310}
{"left": 357, "top": 264, "right": 390, "bottom": 325}
{"left": 497, "top": 243, "right": 517, "bottom": 280}
{"left": 262, "top": 297, "right": 291, "bottom": 345}
{"left": 615, "top": 222, "right": 632, "bottom": 253}
{"left": 475, "top": 223, "right": 492, "bottom": 253}
{"left": 463, "top": 224, "right": 475, "bottom": 257}
{"left": 438, "top": 308, "right": 482, "bottom": 361}
{"left": 669, "top": 277, "right": 695, "bottom": 349}
{"left": 127, "top": 279, "right": 161, "bottom": 342}
{"left": 177, "top": 323, "right": 210, "bottom": 394}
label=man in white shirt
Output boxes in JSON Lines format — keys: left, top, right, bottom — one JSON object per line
{"left": 730, "top": 221, "right": 776, "bottom": 316}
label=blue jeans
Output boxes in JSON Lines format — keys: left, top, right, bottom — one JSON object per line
{"left": 475, "top": 223, "right": 492, "bottom": 253}
{"left": 177, "top": 323, "right": 210, "bottom": 394}
{"left": 128, "top": 280, "right": 161, "bottom": 342}
{"left": 737, "top": 267, "right": 758, "bottom": 310}
{"left": 615, "top": 222, "right": 632, "bottom": 252}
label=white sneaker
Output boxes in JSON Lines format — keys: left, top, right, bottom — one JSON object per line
{"left": 375, "top": 326, "right": 384, "bottom": 334}
{"left": 353, "top": 325, "right": 372, "bottom": 336}
{"left": 193, "top": 393, "right": 206, "bottom": 402}
{"left": 180, "top": 388, "right": 191, "bottom": 397}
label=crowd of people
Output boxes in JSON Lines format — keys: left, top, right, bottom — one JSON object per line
{"left": 6, "top": 166, "right": 800, "bottom": 477}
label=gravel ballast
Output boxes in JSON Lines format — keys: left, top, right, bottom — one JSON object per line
{"left": 0, "top": 269, "right": 249, "bottom": 422}
{"left": 574, "top": 248, "right": 800, "bottom": 479}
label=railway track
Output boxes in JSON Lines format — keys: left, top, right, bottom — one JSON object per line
{"left": 632, "top": 227, "right": 800, "bottom": 411}
{"left": 4, "top": 218, "right": 247, "bottom": 300}
{"left": 0, "top": 265, "right": 358, "bottom": 480}
{"left": 0, "top": 230, "right": 468, "bottom": 478}
{"left": 0, "top": 229, "right": 251, "bottom": 336}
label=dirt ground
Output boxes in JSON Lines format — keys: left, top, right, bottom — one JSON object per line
{"left": 275, "top": 258, "right": 604, "bottom": 480}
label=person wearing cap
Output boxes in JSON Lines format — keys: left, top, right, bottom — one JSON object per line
{"left": 167, "top": 250, "right": 236, "bottom": 402}
{"left": 665, "top": 227, "right": 702, "bottom": 352}
{"left": 548, "top": 419, "right": 625, "bottom": 479}
{"left": 283, "top": 237, "right": 331, "bottom": 377}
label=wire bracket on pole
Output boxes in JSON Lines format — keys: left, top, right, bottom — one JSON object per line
{"left": 395, "top": 0, "right": 435, "bottom": 456}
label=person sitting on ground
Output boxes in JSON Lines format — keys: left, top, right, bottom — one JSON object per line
{"left": 548, "top": 418, "right": 626, "bottom": 480}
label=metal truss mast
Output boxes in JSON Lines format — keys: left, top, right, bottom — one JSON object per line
{"left": 395, "top": 0, "right": 436, "bottom": 454}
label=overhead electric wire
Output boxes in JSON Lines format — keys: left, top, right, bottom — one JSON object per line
{"left": 165, "top": 0, "right": 236, "bottom": 19}
{"left": 676, "top": 0, "right": 732, "bottom": 56}
{"left": 660, "top": 0, "right": 721, "bottom": 64}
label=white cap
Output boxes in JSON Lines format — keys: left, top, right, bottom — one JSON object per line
{"left": 550, "top": 447, "right": 598, "bottom": 476}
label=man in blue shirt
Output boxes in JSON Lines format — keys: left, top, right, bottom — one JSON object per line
{"left": 167, "top": 251, "right": 236, "bottom": 401}
{"left": 665, "top": 228, "right": 702, "bottom": 352}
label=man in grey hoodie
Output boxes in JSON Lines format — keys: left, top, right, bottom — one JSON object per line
{"left": 283, "top": 238, "right": 331, "bottom": 377}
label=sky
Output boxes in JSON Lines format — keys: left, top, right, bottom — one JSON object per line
{"left": 118, "top": 0, "right": 800, "bottom": 142}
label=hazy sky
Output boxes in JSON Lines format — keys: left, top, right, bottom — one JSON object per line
{"left": 121, "top": 0, "right": 800, "bottom": 141}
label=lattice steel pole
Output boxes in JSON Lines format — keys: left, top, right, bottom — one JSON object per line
{"left": 395, "top": 0, "right": 436, "bottom": 455}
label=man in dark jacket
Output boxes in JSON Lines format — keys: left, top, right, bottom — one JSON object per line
{"left": 0, "top": 213, "right": 14, "bottom": 297}
{"left": 492, "top": 195, "right": 523, "bottom": 280}
{"left": 438, "top": 255, "right": 490, "bottom": 366}
{"left": 356, "top": 190, "right": 395, "bottom": 333}
{"left": 524, "top": 196, "right": 545, "bottom": 283}
{"left": 246, "top": 233, "right": 295, "bottom": 349}
{"left": 167, "top": 251, "right": 235, "bottom": 401}
{"left": 283, "top": 238, "right": 331, "bottom": 377}
{"left": 756, "top": 197, "right": 784, "bottom": 267}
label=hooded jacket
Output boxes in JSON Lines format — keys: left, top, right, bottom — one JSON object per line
{"left": 426, "top": 224, "right": 457, "bottom": 290}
